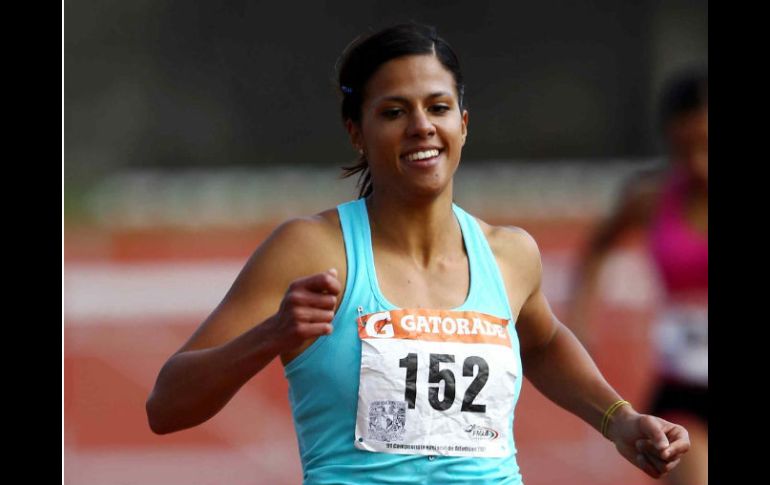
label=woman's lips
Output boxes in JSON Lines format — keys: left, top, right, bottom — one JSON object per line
{"left": 400, "top": 149, "right": 443, "bottom": 167}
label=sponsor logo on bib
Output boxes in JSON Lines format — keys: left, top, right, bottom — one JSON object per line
{"left": 358, "top": 309, "right": 511, "bottom": 347}
{"left": 364, "top": 311, "right": 395, "bottom": 339}
{"left": 464, "top": 424, "right": 500, "bottom": 441}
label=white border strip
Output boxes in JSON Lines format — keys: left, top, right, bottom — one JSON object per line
{"left": 63, "top": 261, "right": 243, "bottom": 323}
{"left": 64, "top": 252, "right": 657, "bottom": 324}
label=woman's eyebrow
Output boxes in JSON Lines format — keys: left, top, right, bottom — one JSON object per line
{"left": 376, "top": 91, "right": 453, "bottom": 104}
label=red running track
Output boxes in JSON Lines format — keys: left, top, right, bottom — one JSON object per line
{"left": 64, "top": 219, "right": 663, "bottom": 485}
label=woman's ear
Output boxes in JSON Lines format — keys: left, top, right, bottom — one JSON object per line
{"left": 345, "top": 119, "right": 363, "bottom": 152}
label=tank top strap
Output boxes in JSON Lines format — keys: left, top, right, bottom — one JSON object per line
{"left": 336, "top": 199, "right": 369, "bottom": 296}
{"left": 452, "top": 203, "right": 514, "bottom": 321}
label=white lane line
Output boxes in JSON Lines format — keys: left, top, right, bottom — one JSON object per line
{"left": 63, "top": 260, "right": 244, "bottom": 323}
{"left": 63, "top": 250, "right": 658, "bottom": 324}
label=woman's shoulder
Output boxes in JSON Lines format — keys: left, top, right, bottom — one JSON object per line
{"left": 473, "top": 215, "right": 538, "bottom": 249}
{"left": 610, "top": 168, "right": 668, "bottom": 224}
{"left": 475, "top": 216, "right": 542, "bottom": 270}
{"left": 472, "top": 216, "right": 544, "bottom": 308}
{"left": 254, "top": 207, "right": 345, "bottom": 276}
{"left": 271, "top": 208, "right": 341, "bottom": 243}
{"left": 618, "top": 167, "right": 669, "bottom": 205}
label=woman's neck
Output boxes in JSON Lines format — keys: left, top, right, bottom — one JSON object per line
{"left": 365, "top": 188, "right": 462, "bottom": 268}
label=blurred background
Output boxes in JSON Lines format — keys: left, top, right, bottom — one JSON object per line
{"left": 63, "top": 1, "right": 707, "bottom": 484}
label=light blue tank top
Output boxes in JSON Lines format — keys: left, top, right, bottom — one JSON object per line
{"left": 284, "top": 199, "right": 524, "bottom": 484}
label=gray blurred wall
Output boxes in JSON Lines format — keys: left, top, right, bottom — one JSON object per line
{"left": 64, "top": 0, "right": 707, "bottom": 184}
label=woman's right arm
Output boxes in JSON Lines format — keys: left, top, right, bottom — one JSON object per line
{"left": 145, "top": 215, "right": 343, "bottom": 435}
{"left": 567, "top": 175, "right": 659, "bottom": 345}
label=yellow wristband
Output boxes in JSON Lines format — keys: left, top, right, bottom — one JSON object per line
{"left": 601, "top": 400, "right": 630, "bottom": 438}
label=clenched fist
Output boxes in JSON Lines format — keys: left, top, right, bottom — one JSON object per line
{"left": 267, "top": 268, "right": 342, "bottom": 352}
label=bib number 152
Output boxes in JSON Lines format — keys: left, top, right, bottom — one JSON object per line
{"left": 398, "top": 353, "right": 488, "bottom": 413}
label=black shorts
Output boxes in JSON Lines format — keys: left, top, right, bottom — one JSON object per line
{"left": 647, "top": 379, "right": 708, "bottom": 425}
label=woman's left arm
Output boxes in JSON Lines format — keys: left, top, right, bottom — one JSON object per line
{"left": 499, "top": 227, "right": 690, "bottom": 479}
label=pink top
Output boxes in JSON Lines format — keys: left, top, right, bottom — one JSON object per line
{"left": 648, "top": 170, "right": 708, "bottom": 297}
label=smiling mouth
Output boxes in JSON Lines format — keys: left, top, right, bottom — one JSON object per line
{"left": 402, "top": 149, "right": 442, "bottom": 162}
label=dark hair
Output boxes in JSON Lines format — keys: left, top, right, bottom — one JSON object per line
{"left": 659, "top": 68, "right": 708, "bottom": 129}
{"left": 336, "top": 23, "right": 466, "bottom": 198}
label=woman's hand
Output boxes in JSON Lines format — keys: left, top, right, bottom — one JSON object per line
{"left": 266, "top": 268, "right": 342, "bottom": 352}
{"left": 608, "top": 408, "right": 691, "bottom": 479}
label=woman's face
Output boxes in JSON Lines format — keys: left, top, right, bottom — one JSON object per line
{"left": 667, "top": 107, "right": 708, "bottom": 186}
{"left": 347, "top": 54, "right": 469, "bottom": 199}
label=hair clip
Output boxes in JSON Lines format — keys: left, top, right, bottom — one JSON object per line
{"left": 341, "top": 85, "right": 353, "bottom": 95}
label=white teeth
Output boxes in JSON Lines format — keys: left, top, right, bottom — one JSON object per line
{"left": 404, "top": 149, "right": 440, "bottom": 162}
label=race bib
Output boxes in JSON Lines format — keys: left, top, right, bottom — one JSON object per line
{"left": 653, "top": 303, "right": 708, "bottom": 385}
{"left": 353, "top": 308, "right": 519, "bottom": 458}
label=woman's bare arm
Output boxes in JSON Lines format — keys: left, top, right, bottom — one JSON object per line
{"left": 145, "top": 214, "right": 344, "bottom": 434}
{"left": 497, "top": 227, "right": 689, "bottom": 479}
{"left": 567, "top": 174, "right": 660, "bottom": 344}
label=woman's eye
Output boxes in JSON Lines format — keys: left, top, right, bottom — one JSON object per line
{"left": 382, "top": 109, "right": 402, "bottom": 119}
{"left": 430, "top": 105, "right": 451, "bottom": 114}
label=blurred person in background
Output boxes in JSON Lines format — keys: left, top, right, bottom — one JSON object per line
{"left": 146, "top": 23, "right": 690, "bottom": 484}
{"left": 568, "top": 69, "right": 707, "bottom": 485}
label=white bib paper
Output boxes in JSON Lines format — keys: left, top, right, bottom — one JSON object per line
{"left": 653, "top": 303, "right": 708, "bottom": 385}
{"left": 354, "top": 308, "right": 519, "bottom": 458}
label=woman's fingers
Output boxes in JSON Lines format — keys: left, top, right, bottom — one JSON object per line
{"left": 292, "top": 269, "right": 342, "bottom": 295}
{"left": 635, "top": 439, "right": 681, "bottom": 477}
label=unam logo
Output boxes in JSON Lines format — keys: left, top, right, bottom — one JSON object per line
{"left": 365, "top": 311, "right": 394, "bottom": 338}
{"left": 464, "top": 424, "right": 500, "bottom": 441}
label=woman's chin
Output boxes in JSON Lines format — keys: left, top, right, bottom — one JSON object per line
{"left": 402, "top": 176, "right": 454, "bottom": 200}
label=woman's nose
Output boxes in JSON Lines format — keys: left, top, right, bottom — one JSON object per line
{"left": 407, "top": 110, "right": 436, "bottom": 137}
